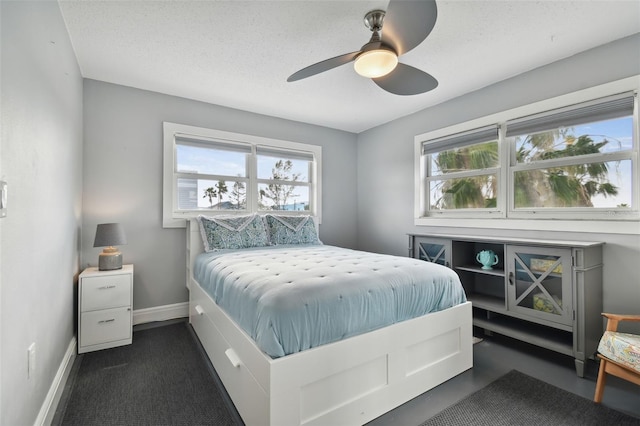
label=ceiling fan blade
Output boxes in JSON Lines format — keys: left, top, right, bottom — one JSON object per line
{"left": 382, "top": 0, "right": 438, "bottom": 56}
{"left": 287, "top": 51, "right": 361, "bottom": 82}
{"left": 373, "top": 63, "right": 438, "bottom": 95}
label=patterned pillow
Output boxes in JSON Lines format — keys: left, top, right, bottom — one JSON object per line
{"left": 264, "top": 214, "right": 321, "bottom": 245}
{"left": 197, "top": 214, "right": 269, "bottom": 252}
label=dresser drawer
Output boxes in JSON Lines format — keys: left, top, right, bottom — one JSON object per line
{"left": 80, "top": 306, "right": 132, "bottom": 348}
{"left": 81, "top": 274, "right": 131, "bottom": 311}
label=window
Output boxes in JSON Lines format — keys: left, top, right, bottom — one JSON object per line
{"left": 422, "top": 125, "right": 500, "bottom": 214}
{"left": 256, "top": 147, "right": 313, "bottom": 212}
{"left": 163, "top": 123, "right": 321, "bottom": 228}
{"left": 507, "top": 93, "right": 635, "bottom": 218}
{"left": 416, "top": 88, "right": 638, "bottom": 224}
{"left": 175, "top": 136, "right": 250, "bottom": 211}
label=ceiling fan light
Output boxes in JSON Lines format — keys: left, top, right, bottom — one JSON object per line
{"left": 354, "top": 49, "right": 398, "bottom": 78}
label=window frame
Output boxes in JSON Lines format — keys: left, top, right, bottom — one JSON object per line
{"left": 175, "top": 136, "right": 252, "bottom": 212}
{"left": 255, "top": 145, "right": 314, "bottom": 212}
{"left": 422, "top": 125, "right": 503, "bottom": 217}
{"left": 163, "top": 122, "right": 322, "bottom": 228}
{"left": 506, "top": 92, "right": 636, "bottom": 219}
{"left": 414, "top": 76, "right": 640, "bottom": 235}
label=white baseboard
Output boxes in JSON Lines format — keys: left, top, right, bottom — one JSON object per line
{"left": 36, "top": 336, "right": 77, "bottom": 426}
{"left": 37, "top": 303, "right": 188, "bottom": 425}
{"left": 132, "top": 302, "right": 189, "bottom": 325}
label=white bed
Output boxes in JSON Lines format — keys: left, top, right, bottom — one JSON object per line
{"left": 186, "top": 218, "right": 472, "bottom": 426}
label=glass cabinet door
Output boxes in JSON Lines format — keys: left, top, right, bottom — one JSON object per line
{"left": 414, "top": 237, "right": 451, "bottom": 267}
{"left": 506, "top": 246, "right": 572, "bottom": 326}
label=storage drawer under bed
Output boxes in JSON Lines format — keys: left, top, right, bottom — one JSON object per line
{"left": 190, "top": 283, "right": 269, "bottom": 425}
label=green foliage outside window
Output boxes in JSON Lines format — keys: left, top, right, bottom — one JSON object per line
{"left": 514, "top": 130, "right": 619, "bottom": 208}
{"left": 431, "top": 127, "right": 624, "bottom": 211}
{"left": 432, "top": 141, "right": 499, "bottom": 209}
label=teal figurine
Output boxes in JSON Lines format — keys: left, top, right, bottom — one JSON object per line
{"left": 477, "top": 250, "right": 499, "bottom": 270}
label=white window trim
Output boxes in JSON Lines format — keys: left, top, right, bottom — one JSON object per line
{"left": 414, "top": 76, "right": 640, "bottom": 235}
{"left": 163, "top": 122, "right": 322, "bottom": 228}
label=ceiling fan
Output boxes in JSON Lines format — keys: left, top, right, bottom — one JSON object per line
{"left": 287, "top": 0, "right": 438, "bottom": 96}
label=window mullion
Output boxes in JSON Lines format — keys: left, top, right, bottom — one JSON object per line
{"left": 499, "top": 125, "right": 509, "bottom": 216}
{"left": 257, "top": 179, "right": 310, "bottom": 187}
{"left": 308, "top": 160, "right": 315, "bottom": 213}
{"left": 176, "top": 172, "right": 249, "bottom": 182}
{"left": 512, "top": 151, "right": 631, "bottom": 172}
{"left": 427, "top": 167, "right": 500, "bottom": 181}
{"left": 421, "top": 153, "right": 429, "bottom": 217}
{"left": 248, "top": 147, "right": 258, "bottom": 213}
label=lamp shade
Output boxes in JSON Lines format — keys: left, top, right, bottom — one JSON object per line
{"left": 93, "top": 223, "right": 127, "bottom": 247}
{"left": 354, "top": 49, "right": 398, "bottom": 78}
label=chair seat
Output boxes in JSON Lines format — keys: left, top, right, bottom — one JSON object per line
{"left": 598, "top": 330, "right": 640, "bottom": 373}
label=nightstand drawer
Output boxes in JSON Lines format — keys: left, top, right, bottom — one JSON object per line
{"left": 80, "top": 307, "right": 132, "bottom": 347}
{"left": 81, "top": 274, "right": 131, "bottom": 311}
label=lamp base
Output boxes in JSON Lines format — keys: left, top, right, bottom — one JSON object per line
{"left": 98, "top": 247, "right": 123, "bottom": 271}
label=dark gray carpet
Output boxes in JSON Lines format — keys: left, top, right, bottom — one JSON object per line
{"left": 420, "top": 370, "right": 640, "bottom": 426}
{"left": 57, "top": 322, "right": 238, "bottom": 425}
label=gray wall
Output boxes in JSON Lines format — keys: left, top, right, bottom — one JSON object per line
{"left": 356, "top": 34, "right": 640, "bottom": 320}
{"left": 0, "top": 1, "right": 83, "bottom": 424}
{"left": 0, "top": 3, "right": 637, "bottom": 420}
{"left": 82, "top": 80, "right": 358, "bottom": 310}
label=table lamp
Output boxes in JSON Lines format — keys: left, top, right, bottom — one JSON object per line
{"left": 93, "top": 223, "right": 127, "bottom": 270}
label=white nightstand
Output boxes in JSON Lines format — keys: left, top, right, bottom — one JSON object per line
{"left": 78, "top": 264, "right": 133, "bottom": 354}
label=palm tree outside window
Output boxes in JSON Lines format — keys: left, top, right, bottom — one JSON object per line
{"left": 419, "top": 92, "right": 637, "bottom": 220}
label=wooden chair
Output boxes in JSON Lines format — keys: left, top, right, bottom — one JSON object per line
{"left": 593, "top": 313, "right": 640, "bottom": 403}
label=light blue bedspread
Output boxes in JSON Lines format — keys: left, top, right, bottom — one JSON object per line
{"left": 194, "top": 245, "right": 466, "bottom": 358}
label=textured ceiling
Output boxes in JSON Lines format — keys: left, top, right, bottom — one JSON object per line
{"left": 58, "top": 1, "right": 640, "bottom": 133}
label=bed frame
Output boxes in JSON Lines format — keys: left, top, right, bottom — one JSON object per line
{"left": 186, "top": 219, "right": 473, "bottom": 426}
